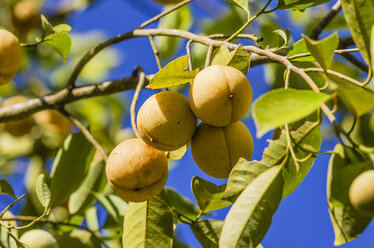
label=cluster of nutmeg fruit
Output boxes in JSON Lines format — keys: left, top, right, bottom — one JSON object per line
{"left": 106, "top": 65, "right": 254, "bottom": 202}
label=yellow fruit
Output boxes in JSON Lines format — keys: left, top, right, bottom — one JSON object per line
{"left": 191, "top": 121, "right": 253, "bottom": 179}
{"left": 34, "top": 110, "right": 72, "bottom": 135}
{"left": 154, "top": 0, "right": 183, "bottom": 4}
{"left": 20, "top": 229, "right": 59, "bottom": 248}
{"left": 2, "top": 96, "right": 34, "bottom": 136}
{"left": 189, "top": 65, "right": 252, "bottom": 127}
{"left": 13, "top": 0, "right": 39, "bottom": 23}
{"left": 106, "top": 138, "right": 168, "bottom": 202}
{"left": 48, "top": 206, "right": 69, "bottom": 222}
{"left": 0, "top": 29, "right": 22, "bottom": 85}
{"left": 137, "top": 91, "right": 197, "bottom": 151}
{"left": 349, "top": 170, "right": 374, "bottom": 216}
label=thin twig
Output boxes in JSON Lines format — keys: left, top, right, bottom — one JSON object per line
{"left": 339, "top": 53, "right": 369, "bottom": 72}
{"left": 303, "top": 67, "right": 370, "bottom": 87}
{"left": 138, "top": 0, "right": 192, "bottom": 29}
{"left": 0, "top": 194, "right": 27, "bottom": 218}
{"left": 287, "top": 48, "right": 359, "bottom": 61}
{"left": 209, "top": 33, "right": 263, "bottom": 42}
{"left": 60, "top": 109, "right": 108, "bottom": 162}
{"left": 186, "top": 39, "right": 193, "bottom": 71}
{"left": 148, "top": 36, "right": 162, "bottom": 70}
{"left": 130, "top": 69, "right": 146, "bottom": 138}
{"left": 0, "top": 222, "right": 23, "bottom": 248}
{"left": 204, "top": 45, "right": 214, "bottom": 68}
{"left": 309, "top": 0, "right": 342, "bottom": 39}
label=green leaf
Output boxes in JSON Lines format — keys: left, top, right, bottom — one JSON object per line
{"left": 287, "top": 38, "right": 315, "bottom": 62}
{"left": 252, "top": 88, "right": 330, "bottom": 137}
{"left": 0, "top": 179, "right": 15, "bottom": 199}
{"left": 173, "top": 235, "right": 190, "bottom": 248}
{"left": 273, "top": 28, "right": 291, "bottom": 49}
{"left": 227, "top": 0, "right": 250, "bottom": 14}
{"left": 341, "top": 0, "right": 374, "bottom": 65}
{"left": 223, "top": 121, "right": 321, "bottom": 201}
{"left": 302, "top": 33, "right": 339, "bottom": 70}
{"left": 191, "top": 177, "right": 232, "bottom": 214}
{"left": 157, "top": 5, "right": 192, "bottom": 60}
{"left": 278, "top": 0, "right": 331, "bottom": 10}
{"left": 85, "top": 206, "right": 99, "bottom": 232}
{"left": 165, "top": 188, "right": 199, "bottom": 221}
{"left": 219, "top": 166, "right": 283, "bottom": 248}
{"left": 211, "top": 45, "right": 251, "bottom": 75}
{"left": 44, "top": 31, "right": 72, "bottom": 62}
{"left": 0, "top": 212, "right": 20, "bottom": 248}
{"left": 53, "top": 24, "right": 72, "bottom": 33}
{"left": 50, "top": 132, "right": 95, "bottom": 207}
{"left": 94, "top": 193, "right": 128, "bottom": 225}
{"left": 336, "top": 84, "right": 374, "bottom": 117}
{"left": 221, "top": 159, "right": 269, "bottom": 202}
{"left": 191, "top": 220, "right": 224, "bottom": 248}
{"left": 327, "top": 144, "right": 373, "bottom": 245}
{"left": 36, "top": 174, "right": 51, "bottom": 208}
{"left": 69, "top": 160, "right": 107, "bottom": 215}
{"left": 123, "top": 190, "right": 174, "bottom": 248}
{"left": 148, "top": 55, "right": 200, "bottom": 89}
{"left": 371, "top": 25, "right": 374, "bottom": 74}
{"left": 41, "top": 14, "right": 54, "bottom": 35}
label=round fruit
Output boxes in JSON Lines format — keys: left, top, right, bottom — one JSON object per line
{"left": 154, "top": 0, "right": 183, "bottom": 4}
{"left": 349, "top": 170, "right": 374, "bottom": 216}
{"left": 137, "top": 91, "right": 197, "bottom": 151}
{"left": 48, "top": 206, "right": 69, "bottom": 222}
{"left": 2, "top": 96, "right": 34, "bottom": 136}
{"left": 106, "top": 138, "right": 168, "bottom": 202}
{"left": 34, "top": 109, "right": 72, "bottom": 135}
{"left": 189, "top": 65, "right": 252, "bottom": 127}
{"left": 191, "top": 121, "right": 253, "bottom": 179}
{"left": 0, "top": 29, "right": 22, "bottom": 85}
{"left": 20, "top": 229, "right": 59, "bottom": 248}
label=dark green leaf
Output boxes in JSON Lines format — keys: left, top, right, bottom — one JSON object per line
{"left": 278, "top": 0, "right": 331, "bottom": 10}
{"left": 211, "top": 45, "right": 251, "bottom": 75}
{"left": 336, "top": 84, "right": 374, "bottom": 116}
{"left": 94, "top": 193, "right": 128, "bottom": 225}
{"left": 191, "top": 177, "right": 232, "bottom": 214}
{"left": 219, "top": 166, "right": 283, "bottom": 248}
{"left": 156, "top": 5, "right": 192, "bottom": 60}
{"left": 50, "top": 132, "right": 95, "bottom": 207}
{"left": 173, "top": 235, "right": 190, "bottom": 248}
{"left": 252, "top": 88, "right": 330, "bottom": 137}
{"left": 341, "top": 0, "right": 374, "bottom": 64}
{"left": 36, "top": 174, "right": 51, "bottom": 208}
{"left": 165, "top": 188, "right": 199, "bottom": 221}
{"left": 69, "top": 160, "right": 107, "bottom": 215}
{"left": 327, "top": 144, "right": 373, "bottom": 245}
{"left": 123, "top": 190, "right": 173, "bottom": 248}
{"left": 302, "top": 33, "right": 339, "bottom": 70}
{"left": 0, "top": 179, "right": 15, "bottom": 199}
{"left": 44, "top": 31, "right": 72, "bottom": 62}
{"left": 191, "top": 220, "right": 223, "bottom": 248}
{"left": 148, "top": 55, "right": 199, "bottom": 89}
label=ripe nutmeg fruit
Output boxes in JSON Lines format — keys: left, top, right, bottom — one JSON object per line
{"left": 106, "top": 138, "right": 168, "bottom": 202}
{"left": 191, "top": 121, "right": 253, "bottom": 179}
{"left": 20, "top": 229, "right": 59, "bottom": 248}
{"left": 2, "top": 96, "right": 34, "bottom": 136}
{"left": 137, "top": 91, "right": 197, "bottom": 151}
{"left": 189, "top": 65, "right": 252, "bottom": 127}
{"left": 34, "top": 110, "right": 72, "bottom": 135}
{"left": 0, "top": 29, "right": 22, "bottom": 85}
{"left": 349, "top": 170, "right": 374, "bottom": 216}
